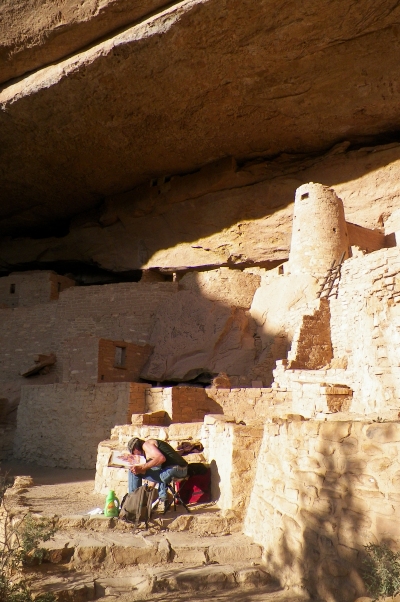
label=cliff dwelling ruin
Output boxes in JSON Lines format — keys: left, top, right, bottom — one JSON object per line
{"left": 2, "top": 2, "right": 400, "bottom": 602}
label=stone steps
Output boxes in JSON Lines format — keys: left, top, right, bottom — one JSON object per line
{"left": 42, "top": 530, "right": 263, "bottom": 569}
{"left": 32, "top": 563, "right": 285, "bottom": 601}
{"left": 56, "top": 506, "right": 242, "bottom": 537}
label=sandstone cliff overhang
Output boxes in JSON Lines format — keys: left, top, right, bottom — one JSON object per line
{"left": 1, "top": 0, "right": 400, "bottom": 236}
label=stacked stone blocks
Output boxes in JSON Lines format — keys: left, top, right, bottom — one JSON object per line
{"left": 244, "top": 418, "right": 400, "bottom": 601}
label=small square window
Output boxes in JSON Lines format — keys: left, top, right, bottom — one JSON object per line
{"left": 301, "top": 192, "right": 309, "bottom": 200}
{"left": 114, "top": 346, "right": 127, "bottom": 368}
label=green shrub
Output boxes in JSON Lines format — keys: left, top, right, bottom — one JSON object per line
{"left": 0, "top": 469, "right": 57, "bottom": 602}
{"left": 363, "top": 542, "right": 400, "bottom": 600}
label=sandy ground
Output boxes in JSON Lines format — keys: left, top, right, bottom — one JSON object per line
{"left": 1, "top": 460, "right": 105, "bottom": 515}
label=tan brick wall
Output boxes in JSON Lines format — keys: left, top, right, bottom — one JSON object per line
{"left": 144, "top": 386, "right": 224, "bottom": 423}
{"left": 98, "top": 338, "right": 153, "bottom": 383}
{"left": 244, "top": 418, "right": 400, "bottom": 601}
{"left": 169, "top": 386, "right": 221, "bottom": 422}
{"left": 126, "top": 383, "right": 148, "bottom": 419}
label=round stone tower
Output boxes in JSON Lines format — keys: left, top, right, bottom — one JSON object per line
{"left": 288, "top": 182, "right": 350, "bottom": 276}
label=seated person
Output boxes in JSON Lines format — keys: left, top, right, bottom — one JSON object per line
{"left": 126, "top": 437, "right": 188, "bottom": 512}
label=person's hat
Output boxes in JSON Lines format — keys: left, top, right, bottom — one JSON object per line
{"left": 127, "top": 437, "right": 141, "bottom": 453}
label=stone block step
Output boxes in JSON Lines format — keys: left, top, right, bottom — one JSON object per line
{"left": 56, "top": 507, "right": 241, "bottom": 537}
{"left": 42, "top": 532, "right": 263, "bottom": 569}
{"left": 150, "top": 564, "right": 273, "bottom": 593}
{"left": 32, "top": 564, "right": 279, "bottom": 601}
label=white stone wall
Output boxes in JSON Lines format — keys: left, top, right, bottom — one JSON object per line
{"left": 13, "top": 382, "right": 139, "bottom": 468}
{"left": 330, "top": 247, "right": 400, "bottom": 414}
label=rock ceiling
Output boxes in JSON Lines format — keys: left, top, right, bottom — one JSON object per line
{"left": 1, "top": 0, "right": 400, "bottom": 240}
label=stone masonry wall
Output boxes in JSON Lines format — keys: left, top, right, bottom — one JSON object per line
{"left": 60, "top": 335, "right": 99, "bottom": 383}
{"left": 205, "top": 386, "right": 291, "bottom": 423}
{"left": 0, "top": 271, "right": 75, "bottom": 308}
{"left": 288, "top": 298, "right": 333, "bottom": 370}
{"left": 13, "top": 382, "right": 147, "bottom": 468}
{"left": 0, "top": 281, "right": 178, "bottom": 386}
{"left": 98, "top": 338, "right": 153, "bottom": 383}
{"left": 244, "top": 418, "right": 400, "bottom": 602}
{"left": 330, "top": 247, "right": 400, "bottom": 414}
{"left": 53, "top": 281, "right": 178, "bottom": 349}
{"left": 0, "top": 304, "right": 58, "bottom": 383}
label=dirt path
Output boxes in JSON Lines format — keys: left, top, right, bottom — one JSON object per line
{"left": 1, "top": 460, "right": 106, "bottom": 516}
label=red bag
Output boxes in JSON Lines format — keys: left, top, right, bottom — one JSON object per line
{"left": 176, "top": 470, "right": 211, "bottom": 504}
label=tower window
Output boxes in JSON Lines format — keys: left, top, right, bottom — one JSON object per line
{"left": 9, "top": 284, "right": 15, "bottom": 294}
{"left": 301, "top": 192, "right": 309, "bottom": 200}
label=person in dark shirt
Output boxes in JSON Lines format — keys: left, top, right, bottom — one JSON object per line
{"left": 126, "top": 437, "right": 188, "bottom": 511}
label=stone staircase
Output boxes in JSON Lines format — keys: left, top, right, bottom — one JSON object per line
{"left": 3, "top": 471, "right": 312, "bottom": 602}
{"left": 29, "top": 516, "right": 283, "bottom": 602}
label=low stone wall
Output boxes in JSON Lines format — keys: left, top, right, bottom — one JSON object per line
{"left": 244, "top": 418, "right": 400, "bottom": 602}
{"left": 205, "top": 386, "right": 291, "bottom": 423}
{"left": 13, "top": 383, "right": 147, "bottom": 468}
{"left": 95, "top": 417, "right": 264, "bottom": 514}
{"left": 203, "top": 416, "right": 263, "bottom": 514}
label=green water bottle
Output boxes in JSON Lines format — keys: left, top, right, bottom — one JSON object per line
{"left": 104, "top": 490, "right": 120, "bottom": 517}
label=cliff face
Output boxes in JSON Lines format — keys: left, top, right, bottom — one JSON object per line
{"left": 1, "top": 142, "right": 400, "bottom": 272}
{"left": 1, "top": 0, "right": 400, "bottom": 253}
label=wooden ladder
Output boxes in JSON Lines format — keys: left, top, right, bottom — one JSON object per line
{"left": 317, "top": 251, "right": 345, "bottom": 299}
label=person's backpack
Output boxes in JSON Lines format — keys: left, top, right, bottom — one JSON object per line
{"left": 119, "top": 485, "right": 158, "bottom": 526}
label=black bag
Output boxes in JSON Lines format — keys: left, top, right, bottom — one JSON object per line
{"left": 119, "top": 485, "right": 158, "bottom": 526}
